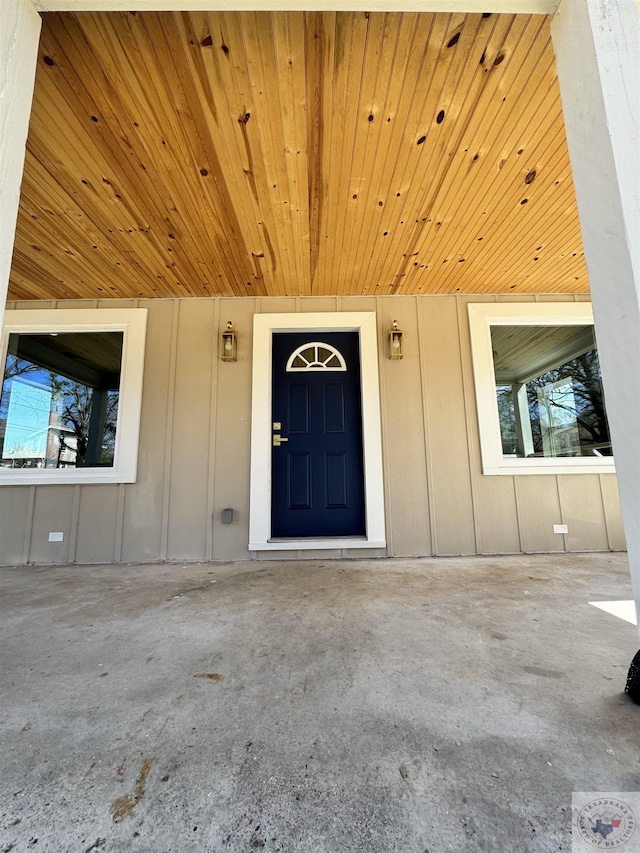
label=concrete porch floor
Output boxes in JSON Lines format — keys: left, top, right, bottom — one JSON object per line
{"left": 1, "top": 553, "right": 638, "bottom": 853}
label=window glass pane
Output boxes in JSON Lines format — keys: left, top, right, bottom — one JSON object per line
{"left": 490, "top": 325, "right": 612, "bottom": 459}
{"left": 287, "top": 343, "right": 346, "bottom": 372}
{"left": 1, "top": 332, "right": 123, "bottom": 469}
{"left": 496, "top": 385, "right": 518, "bottom": 455}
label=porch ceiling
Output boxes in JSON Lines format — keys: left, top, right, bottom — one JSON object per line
{"left": 8, "top": 10, "right": 588, "bottom": 301}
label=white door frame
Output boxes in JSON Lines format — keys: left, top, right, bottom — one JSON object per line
{"left": 248, "top": 312, "right": 386, "bottom": 551}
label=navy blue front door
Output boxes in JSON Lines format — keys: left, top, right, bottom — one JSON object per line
{"left": 271, "top": 332, "right": 365, "bottom": 538}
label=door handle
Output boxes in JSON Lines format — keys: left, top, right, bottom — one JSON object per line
{"left": 273, "top": 435, "right": 289, "bottom": 446}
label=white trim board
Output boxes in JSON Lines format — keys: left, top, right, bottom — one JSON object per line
{"left": 248, "top": 312, "right": 386, "bottom": 552}
{"left": 30, "top": 2, "right": 561, "bottom": 15}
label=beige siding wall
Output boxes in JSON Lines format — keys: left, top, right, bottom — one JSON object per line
{"left": 0, "top": 295, "right": 625, "bottom": 565}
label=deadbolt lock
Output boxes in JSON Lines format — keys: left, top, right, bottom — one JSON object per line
{"left": 273, "top": 435, "right": 289, "bottom": 446}
{"left": 273, "top": 422, "right": 281, "bottom": 430}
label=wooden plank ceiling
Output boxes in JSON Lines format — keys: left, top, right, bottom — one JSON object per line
{"left": 9, "top": 10, "right": 588, "bottom": 301}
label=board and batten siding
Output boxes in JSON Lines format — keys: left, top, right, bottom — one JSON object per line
{"left": 0, "top": 294, "right": 625, "bottom": 565}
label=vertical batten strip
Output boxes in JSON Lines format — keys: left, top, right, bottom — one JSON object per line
{"left": 555, "top": 475, "right": 568, "bottom": 552}
{"left": 114, "top": 483, "right": 125, "bottom": 564}
{"left": 159, "top": 299, "right": 180, "bottom": 561}
{"left": 205, "top": 298, "right": 221, "bottom": 561}
{"left": 512, "top": 478, "right": 524, "bottom": 553}
{"left": 598, "top": 474, "right": 613, "bottom": 552}
{"left": 416, "top": 298, "right": 437, "bottom": 556}
{"left": 68, "top": 485, "right": 81, "bottom": 564}
{"left": 456, "top": 295, "right": 483, "bottom": 553}
{"left": 22, "top": 487, "right": 36, "bottom": 565}
{"left": 375, "top": 299, "right": 393, "bottom": 554}
{"left": 513, "top": 478, "right": 526, "bottom": 552}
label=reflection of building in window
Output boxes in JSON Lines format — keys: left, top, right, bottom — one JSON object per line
{"left": 537, "top": 378, "right": 580, "bottom": 457}
{"left": 0, "top": 332, "right": 122, "bottom": 470}
{"left": 491, "top": 326, "right": 612, "bottom": 460}
{"left": 496, "top": 385, "right": 518, "bottom": 455}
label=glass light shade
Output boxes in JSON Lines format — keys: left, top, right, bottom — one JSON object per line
{"left": 388, "top": 322, "right": 404, "bottom": 359}
{"left": 220, "top": 322, "right": 237, "bottom": 361}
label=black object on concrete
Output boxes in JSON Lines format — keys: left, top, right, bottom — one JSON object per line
{"left": 625, "top": 649, "right": 640, "bottom": 705}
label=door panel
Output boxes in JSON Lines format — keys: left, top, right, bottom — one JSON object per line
{"left": 288, "top": 453, "right": 311, "bottom": 509}
{"left": 325, "top": 452, "right": 348, "bottom": 508}
{"left": 324, "top": 384, "right": 345, "bottom": 433}
{"left": 289, "top": 383, "right": 310, "bottom": 434}
{"left": 271, "top": 332, "right": 365, "bottom": 538}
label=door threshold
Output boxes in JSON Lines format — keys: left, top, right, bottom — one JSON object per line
{"left": 249, "top": 537, "right": 386, "bottom": 551}
{"left": 269, "top": 535, "right": 366, "bottom": 542}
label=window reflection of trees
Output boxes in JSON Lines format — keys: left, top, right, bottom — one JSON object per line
{"left": 528, "top": 349, "right": 610, "bottom": 454}
{"left": 49, "top": 374, "right": 119, "bottom": 466}
{"left": 496, "top": 348, "right": 611, "bottom": 458}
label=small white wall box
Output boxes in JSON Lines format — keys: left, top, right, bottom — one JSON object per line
{"left": 48, "top": 532, "right": 64, "bottom": 542}
{"left": 222, "top": 508, "right": 233, "bottom": 524}
{"left": 553, "top": 524, "right": 569, "bottom": 534}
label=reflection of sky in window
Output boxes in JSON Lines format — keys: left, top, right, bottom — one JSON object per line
{"left": 3, "top": 378, "right": 51, "bottom": 459}
{"left": 1, "top": 357, "right": 86, "bottom": 460}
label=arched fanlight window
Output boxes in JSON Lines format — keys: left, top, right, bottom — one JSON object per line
{"left": 286, "top": 342, "right": 347, "bottom": 372}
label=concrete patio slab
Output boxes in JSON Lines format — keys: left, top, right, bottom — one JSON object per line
{"left": 1, "top": 553, "right": 638, "bottom": 853}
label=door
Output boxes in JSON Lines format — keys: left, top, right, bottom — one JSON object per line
{"left": 271, "top": 331, "right": 366, "bottom": 538}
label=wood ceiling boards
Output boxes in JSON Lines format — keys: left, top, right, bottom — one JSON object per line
{"left": 9, "top": 10, "right": 588, "bottom": 301}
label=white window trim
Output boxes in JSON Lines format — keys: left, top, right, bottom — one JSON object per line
{"left": 468, "top": 302, "right": 616, "bottom": 476}
{"left": 0, "top": 308, "right": 147, "bottom": 484}
{"left": 249, "top": 312, "right": 386, "bottom": 551}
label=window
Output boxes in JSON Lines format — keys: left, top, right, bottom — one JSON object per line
{"left": 286, "top": 342, "right": 347, "bottom": 371}
{"left": 468, "top": 303, "right": 615, "bottom": 476}
{"left": 0, "top": 309, "right": 147, "bottom": 484}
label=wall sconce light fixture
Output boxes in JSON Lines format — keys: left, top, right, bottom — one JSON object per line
{"left": 220, "top": 321, "right": 237, "bottom": 361}
{"left": 388, "top": 320, "right": 404, "bottom": 359}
